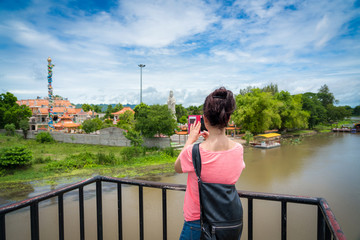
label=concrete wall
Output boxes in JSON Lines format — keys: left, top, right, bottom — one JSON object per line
{"left": 2, "top": 127, "right": 170, "bottom": 148}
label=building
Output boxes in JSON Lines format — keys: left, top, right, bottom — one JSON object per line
{"left": 16, "top": 97, "right": 97, "bottom": 131}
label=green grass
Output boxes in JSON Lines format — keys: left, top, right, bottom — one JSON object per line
{"left": 0, "top": 134, "right": 179, "bottom": 184}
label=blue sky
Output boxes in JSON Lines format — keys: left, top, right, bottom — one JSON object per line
{"left": 0, "top": 0, "right": 359, "bottom": 107}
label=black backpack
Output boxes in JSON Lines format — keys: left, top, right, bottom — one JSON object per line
{"left": 192, "top": 143, "right": 243, "bottom": 240}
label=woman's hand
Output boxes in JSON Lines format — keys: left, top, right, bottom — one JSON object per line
{"left": 186, "top": 121, "right": 201, "bottom": 145}
{"left": 200, "top": 130, "right": 209, "bottom": 141}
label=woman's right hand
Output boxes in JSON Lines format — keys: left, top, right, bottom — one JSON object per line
{"left": 187, "top": 121, "right": 201, "bottom": 144}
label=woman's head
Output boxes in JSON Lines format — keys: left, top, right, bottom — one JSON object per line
{"left": 203, "top": 87, "right": 236, "bottom": 129}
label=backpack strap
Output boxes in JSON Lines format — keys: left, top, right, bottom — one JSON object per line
{"left": 192, "top": 143, "right": 202, "bottom": 181}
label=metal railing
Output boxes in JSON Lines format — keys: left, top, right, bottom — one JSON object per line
{"left": 0, "top": 175, "right": 345, "bottom": 240}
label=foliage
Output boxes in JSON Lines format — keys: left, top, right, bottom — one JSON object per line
{"left": 33, "top": 156, "right": 52, "bottom": 164}
{"left": 0, "top": 92, "right": 32, "bottom": 129}
{"left": 326, "top": 105, "right": 352, "bottom": 122}
{"left": 353, "top": 105, "right": 360, "bottom": 116}
{"left": 81, "top": 103, "right": 92, "bottom": 112}
{"left": 233, "top": 89, "right": 281, "bottom": 134}
{"left": 82, "top": 118, "right": 103, "bottom": 133}
{"left": 116, "top": 110, "right": 135, "bottom": 130}
{"left": 0, "top": 146, "right": 32, "bottom": 169}
{"left": 123, "top": 129, "right": 143, "bottom": 146}
{"left": 179, "top": 116, "right": 188, "bottom": 124}
{"left": 187, "top": 105, "right": 202, "bottom": 115}
{"left": 44, "top": 152, "right": 118, "bottom": 172}
{"left": 175, "top": 104, "right": 188, "bottom": 122}
{"left": 4, "top": 123, "right": 16, "bottom": 136}
{"left": 243, "top": 131, "right": 254, "bottom": 145}
{"left": 275, "top": 91, "right": 309, "bottom": 130}
{"left": 36, "top": 132, "right": 54, "bottom": 143}
{"left": 261, "top": 83, "right": 279, "bottom": 95}
{"left": 163, "top": 147, "right": 177, "bottom": 157}
{"left": 19, "top": 119, "right": 30, "bottom": 139}
{"left": 113, "top": 103, "right": 124, "bottom": 113}
{"left": 121, "top": 147, "right": 145, "bottom": 161}
{"left": 301, "top": 92, "right": 327, "bottom": 129}
{"left": 105, "top": 105, "right": 114, "bottom": 119}
{"left": 134, "top": 102, "right": 150, "bottom": 120}
{"left": 135, "top": 104, "right": 177, "bottom": 137}
{"left": 317, "top": 84, "right": 336, "bottom": 107}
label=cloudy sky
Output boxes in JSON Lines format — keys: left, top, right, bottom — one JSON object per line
{"left": 0, "top": 0, "right": 359, "bottom": 107}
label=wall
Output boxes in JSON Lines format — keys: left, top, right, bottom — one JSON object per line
{"left": 2, "top": 127, "right": 170, "bottom": 148}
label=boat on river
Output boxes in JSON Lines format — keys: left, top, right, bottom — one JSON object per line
{"left": 251, "top": 133, "right": 281, "bottom": 149}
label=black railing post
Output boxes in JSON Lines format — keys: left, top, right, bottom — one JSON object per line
{"left": 318, "top": 206, "right": 325, "bottom": 240}
{"left": 0, "top": 213, "right": 5, "bottom": 240}
{"left": 96, "top": 181, "right": 103, "bottom": 240}
{"left": 79, "top": 186, "right": 85, "bottom": 240}
{"left": 30, "top": 202, "right": 39, "bottom": 240}
{"left": 139, "top": 185, "right": 144, "bottom": 240}
{"left": 117, "top": 183, "right": 122, "bottom": 240}
{"left": 281, "top": 201, "right": 287, "bottom": 240}
{"left": 248, "top": 198, "right": 253, "bottom": 240}
{"left": 58, "top": 194, "right": 64, "bottom": 240}
{"left": 325, "top": 225, "right": 331, "bottom": 240}
{"left": 162, "top": 189, "right": 167, "bottom": 240}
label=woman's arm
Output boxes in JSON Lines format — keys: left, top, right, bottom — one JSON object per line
{"left": 174, "top": 122, "right": 202, "bottom": 173}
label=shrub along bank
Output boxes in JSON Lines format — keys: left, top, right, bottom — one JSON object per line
{"left": 0, "top": 134, "right": 179, "bottom": 183}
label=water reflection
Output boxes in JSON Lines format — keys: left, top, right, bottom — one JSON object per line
{"left": 2, "top": 133, "right": 360, "bottom": 239}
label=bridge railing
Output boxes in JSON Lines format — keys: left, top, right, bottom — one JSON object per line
{"left": 0, "top": 175, "right": 345, "bottom": 240}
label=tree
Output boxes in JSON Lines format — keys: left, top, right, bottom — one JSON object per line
{"left": 353, "top": 105, "right": 360, "bottom": 116}
{"left": 92, "top": 104, "right": 102, "bottom": 113}
{"left": 105, "top": 105, "right": 114, "bottom": 119}
{"left": 81, "top": 104, "right": 93, "bottom": 112}
{"left": 82, "top": 118, "right": 103, "bottom": 133}
{"left": 318, "top": 84, "right": 336, "bottom": 107}
{"left": 232, "top": 89, "right": 282, "bottom": 134}
{"left": 0, "top": 92, "right": 32, "bottom": 129}
{"left": 326, "top": 105, "right": 352, "bottom": 122}
{"left": 275, "top": 91, "right": 309, "bottom": 130}
{"left": 113, "top": 103, "right": 124, "bottom": 113}
{"left": 135, "top": 104, "right": 177, "bottom": 137}
{"left": 19, "top": 119, "right": 30, "bottom": 139}
{"left": 262, "top": 83, "right": 279, "bottom": 95}
{"left": 301, "top": 92, "right": 327, "bottom": 128}
{"left": 116, "top": 110, "right": 135, "bottom": 130}
{"left": 187, "top": 105, "right": 202, "bottom": 115}
{"left": 175, "top": 104, "right": 188, "bottom": 123}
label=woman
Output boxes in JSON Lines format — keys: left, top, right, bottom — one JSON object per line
{"left": 175, "top": 87, "right": 245, "bottom": 240}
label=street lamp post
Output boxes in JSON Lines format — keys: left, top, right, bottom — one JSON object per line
{"left": 138, "top": 64, "right": 145, "bottom": 103}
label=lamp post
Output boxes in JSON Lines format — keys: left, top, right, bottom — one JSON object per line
{"left": 138, "top": 64, "right": 145, "bottom": 103}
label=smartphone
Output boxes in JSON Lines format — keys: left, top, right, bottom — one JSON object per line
{"left": 188, "top": 115, "right": 207, "bottom": 133}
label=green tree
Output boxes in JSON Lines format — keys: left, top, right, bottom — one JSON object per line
{"left": 326, "top": 105, "right": 352, "bottom": 122}
{"left": 105, "top": 105, "right": 114, "bottom": 119}
{"left": 318, "top": 84, "right": 336, "bottom": 107}
{"left": 232, "top": 89, "right": 281, "bottom": 134}
{"left": 0, "top": 92, "right": 32, "bottom": 128}
{"left": 301, "top": 92, "right": 327, "bottom": 128}
{"left": 135, "top": 104, "right": 177, "bottom": 137}
{"left": 116, "top": 110, "right": 135, "bottom": 130}
{"left": 4, "top": 123, "right": 16, "bottom": 136}
{"left": 262, "top": 83, "right": 279, "bottom": 95}
{"left": 0, "top": 146, "right": 32, "bottom": 169}
{"left": 113, "top": 103, "right": 124, "bottom": 113}
{"left": 175, "top": 104, "right": 188, "bottom": 122}
{"left": 123, "top": 129, "right": 143, "bottom": 146}
{"left": 82, "top": 118, "right": 103, "bottom": 133}
{"left": 134, "top": 103, "right": 150, "bottom": 120}
{"left": 187, "top": 105, "right": 202, "bottom": 115}
{"left": 92, "top": 104, "right": 102, "bottom": 113}
{"left": 353, "top": 105, "right": 360, "bottom": 116}
{"left": 81, "top": 103, "right": 93, "bottom": 112}
{"left": 275, "top": 91, "right": 310, "bottom": 130}
{"left": 19, "top": 119, "right": 30, "bottom": 139}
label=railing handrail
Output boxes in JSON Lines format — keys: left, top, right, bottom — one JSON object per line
{"left": 0, "top": 175, "right": 346, "bottom": 240}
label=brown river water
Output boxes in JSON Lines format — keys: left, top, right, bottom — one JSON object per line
{"left": 1, "top": 132, "right": 360, "bottom": 239}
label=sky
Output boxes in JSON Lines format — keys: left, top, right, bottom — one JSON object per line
{"left": 0, "top": 0, "right": 359, "bottom": 107}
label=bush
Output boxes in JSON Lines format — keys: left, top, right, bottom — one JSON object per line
{"left": 96, "top": 152, "right": 117, "bottom": 165}
{"left": 163, "top": 147, "right": 176, "bottom": 157}
{"left": 0, "top": 145, "right": 32, "bottom": 169}
{"left": 33, "top": 156, "right": 52, "bottom": 164}
{"left": 123, "top": 129, "right": 143, "bottom": 146}
{"left": 36, "top": 132, "right": 54, "bottom": 143}
{"left": 4, "top": 123, "right": 16, "bottom": 136}
{"left": 121, "top": 147, "right": 145, "bottom": 161}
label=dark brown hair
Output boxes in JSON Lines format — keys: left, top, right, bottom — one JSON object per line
{"left": 203, "top": 87, "right": 236, "bottom": 128}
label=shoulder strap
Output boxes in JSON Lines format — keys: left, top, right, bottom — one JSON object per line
{"left": 192, "top": 143, "right": 202, "bottom": 180}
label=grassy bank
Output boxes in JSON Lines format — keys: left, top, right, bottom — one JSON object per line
{"left": 0, "top": 134, "right": 179, "bottom": 184}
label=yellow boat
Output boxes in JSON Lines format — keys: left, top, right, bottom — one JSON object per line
{"left": 251, "top": 133, "right": 281, "bottom": 149}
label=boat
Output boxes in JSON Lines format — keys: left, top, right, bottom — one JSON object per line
{"left": 251, "top": 133, "right": 281, "bottom": 149}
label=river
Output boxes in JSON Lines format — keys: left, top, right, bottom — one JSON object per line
{"left": 1, "top": 132, "right": 360, "bottom": 239}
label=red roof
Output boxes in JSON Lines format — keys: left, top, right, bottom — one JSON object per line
{"left": 111, "top": 107, "right": 134, "bottom": 115}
